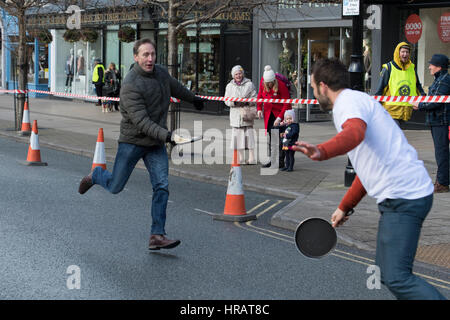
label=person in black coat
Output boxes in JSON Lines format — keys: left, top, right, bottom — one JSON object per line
{"left": 412, "top": 54, "right": 450, "bottom": 193}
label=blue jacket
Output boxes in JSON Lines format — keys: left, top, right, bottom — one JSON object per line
{"left": 418, "top": 69, "right": 450, "bottom": 126}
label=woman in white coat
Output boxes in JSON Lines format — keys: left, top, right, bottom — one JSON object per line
{"left": 224, "top": 65, "right": 258, "bottom": 164}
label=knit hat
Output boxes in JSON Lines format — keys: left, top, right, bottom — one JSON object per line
{"left": 429, "top": 54, "right": 449, "bottom": 69}
{"left": 284, "top": 109, "right": 296, "bottom": 122}
{"left": 263, "top": 65, "right": 276, "bottom": 82}
{"left": 231, "top": 65, "right": 244, "bottom": 77}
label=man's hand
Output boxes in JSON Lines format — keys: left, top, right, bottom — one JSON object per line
{"left": 411, "top": 101, "right": 420, "bottom": 110}
{"left": 166, "top": 131, "right": 176, "bottom": 146}
{"left": 291, "top": 141, "right": 321, "bottom": 160}
{"left": 193, "top": 96, "right": 207, "bottom": 110}
{"left": 331, "top": 208, "right": 350, "bottom": 228}
{"left": 273, "top": 117, "right": 282, "bottom": 127}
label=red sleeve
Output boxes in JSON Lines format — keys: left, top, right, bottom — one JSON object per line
{"left": 316, "top": 118, "right": 367, "bottom": 161}
{"left": 338, "top": 175, "right": 367, "bottom": 212}
{"left": 276, "top": 79, "right": 291, "bottom": 119}
{"left": 257, "top": 77, "right": 264, "bottom": 111}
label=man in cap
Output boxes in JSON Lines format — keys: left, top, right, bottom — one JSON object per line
{"left": 412, "top": 54, "right": 450, "bottom": 193}
{"left": 92, "top": 58, "right": 105, "bottom": 106}
{"left": 375, "top": 42, "right": 425, "bottom": 126}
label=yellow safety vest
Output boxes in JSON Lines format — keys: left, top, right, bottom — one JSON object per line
{"left": 383, "top": 62, "right": 418, "bottom": 121}
{"left": 92, "top": 64, "right": 105, "bottom": 83}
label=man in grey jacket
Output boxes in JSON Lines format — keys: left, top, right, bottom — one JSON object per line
{"left": 78, "top": 38, "right": 206, "bottom": 250}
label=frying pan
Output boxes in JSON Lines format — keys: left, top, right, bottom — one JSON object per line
{"left": 294, "top": 209, "right": 354, "bottom": 259}
{"left": 173, "top": 134, "right": 203, "bottom": 145}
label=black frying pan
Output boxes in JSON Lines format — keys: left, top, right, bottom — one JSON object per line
{"left": 294, "top": 209, "right": 354, "bottom": 259}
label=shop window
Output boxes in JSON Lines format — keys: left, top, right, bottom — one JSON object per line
{"left": 198, "top": 26, "right": 220, "bottom": 96}
{"left": 38, "top": 44, "right": 49, "bottom": 84}
{"left": 27, "top": 43, "right": 35, "bottom": 84}
{"left": 54, "top": 29, "right": 102, "bottom": 96}
{"left": 120, "top": 24, "right": 137, "bottom": 79}
{"left": 158, "top": 23, "right": 221, "bottom": 96}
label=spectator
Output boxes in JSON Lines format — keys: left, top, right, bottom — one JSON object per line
{"left": 413, "top": 54, "right": 450, "bottom": 193}
{"left": 92, "top": 58, "right": 105, "bottom": 107}
{"left": 374, "top": 42, "right": 425, "bottom": 126}
{"left": 104, "top": 63, "right": 121, "bottom": 112}
{"left": 224, "top": 65, "right": 258, "bottom": 165}
{"left": 257, "top": 65, "right": 291, "bottom": 168}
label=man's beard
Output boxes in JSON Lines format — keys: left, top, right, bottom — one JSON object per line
{"left": 317, "top": 94, "right": 333, "bottom": 112}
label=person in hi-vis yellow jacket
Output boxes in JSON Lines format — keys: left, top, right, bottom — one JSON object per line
{"left": 374, "top": 42, "right": 425, "bottom": 126}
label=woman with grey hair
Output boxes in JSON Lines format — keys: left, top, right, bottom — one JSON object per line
{"left": 224, "top": 65, "right": 258, "bottom": 164}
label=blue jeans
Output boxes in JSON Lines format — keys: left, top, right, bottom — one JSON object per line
{"left": 376, "top": 195, "right": 446, "bottom": 300}
{"left": 92, "top": 142, "right": 169, "bottom": 235}
{"left": 431, "top": 125, "right": 449, "bottom": 186}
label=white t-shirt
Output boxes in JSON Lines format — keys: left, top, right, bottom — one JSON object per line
{"left": 333, "top": 89, "right": 433, "bottom": 203}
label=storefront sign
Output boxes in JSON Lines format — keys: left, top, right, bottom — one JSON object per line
{"left": 342, "top": 0, "right": 360, "bottom": 16}
{"left": 405, "top": 14, "right": 422, "bottom": 44}
{"left": 27, "top": 8, "right": 142, "bottom": 28}
{"left": 438, "top": 12, "right": 450, "bottom": 43}
{"left": 159, "top": 9, "right": 252, "bottom": 23}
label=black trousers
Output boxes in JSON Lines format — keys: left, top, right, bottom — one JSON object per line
{"left": 285, "top": 150, "right": 295, "bottom": 170}
{"left": 95, "top": 84, "right": 103, "bottom": 104}
{"left": 267, "top": 112, "right": 284, "bottom": 166}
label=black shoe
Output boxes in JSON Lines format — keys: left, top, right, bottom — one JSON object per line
{"left": 78, "top": 173, "right": 93, "bottom": 194}
{"left": 287, "top": 168, "right": 293, "bottom": 172}
{"left": 280, "top": 167, "right": 288, "bottom": 171}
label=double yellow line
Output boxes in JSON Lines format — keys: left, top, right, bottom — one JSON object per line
{"left": 234, "top": 200, "right": 450, "bottom": 291}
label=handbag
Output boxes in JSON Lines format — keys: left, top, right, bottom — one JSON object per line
{"left": 241, "top": 104, "right": 257, "bottom": 122}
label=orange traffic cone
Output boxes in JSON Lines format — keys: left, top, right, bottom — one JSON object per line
{"left": 20, "top": 101, "right": 31, "bottom": 136}
{"left": 24, "top": 120, "right": 47, "bottom": 166}
{"left": 213, "top": 149, "right": 256, "bottom": 222}
{"left": 92, "top": 128, "right": 106, "bottom": 170}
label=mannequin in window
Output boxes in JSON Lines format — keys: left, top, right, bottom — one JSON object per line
{"left": 65, "top": 48, "right": 74, "bottom": 92}
{"left": 279, "top": 40, "right": 293, "bottom": 77}
{"left": 363, "top": 39, "right": 372, "bottom": 91}
{"left": 77, "top": 49, "right": 85, "bottom": 76}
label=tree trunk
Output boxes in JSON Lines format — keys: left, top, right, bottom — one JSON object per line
{"left": 167, "top": 0, "right": 179, "bottom": 157}
{"left": 16, "top": 11, "right": 28, "bottom": 131}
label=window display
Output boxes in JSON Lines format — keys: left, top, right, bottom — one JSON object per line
{"left": 158, "top": 23, "right": 221, "bottom": 96}
{"left": 53, "top": 29, "right": 102, "bottom": 96}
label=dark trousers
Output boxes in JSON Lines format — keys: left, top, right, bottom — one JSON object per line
{"left": 94, "top": 84, "right": 103, "bottom": 105}
{"left": 267, "top": 112, "right": 284, "bottom": 166}
{"left": 285, "top": 150, "right": 295, "bottom": 170}
{"left": 376, "top": 195, "right": 445, "bottom": 299}
{"left": 431, "top": 125, "right": 449, "bottom": 186}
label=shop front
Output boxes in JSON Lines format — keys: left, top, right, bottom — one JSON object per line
{"left": 1, "top": 9, "right": 50, "bottom": 97}
{"left": 156, "top": 13, "right": 253, "bottom": 114}
{"left": 253, "top": 2, "right": 379, "bottom": 122}
{"left": 26, "top": 5, "right": 149, "bottom": 99}
{"left": 376, "top": 2, "right": 450, "bottom": 127}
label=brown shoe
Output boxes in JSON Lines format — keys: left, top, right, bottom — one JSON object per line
{"left": 434, "top": 182, "right": 449, "bottom": 193}
{"left": 149, "top": 235, "right": 180, "bottom": 250}
{"left": 78, "top": 173, "right": 93, "bottom": 194}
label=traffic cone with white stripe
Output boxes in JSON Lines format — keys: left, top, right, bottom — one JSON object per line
{"left": 92, "top": 128, "right": 106, "bottom": 170}
{"left": 20, "top": 101, "right": 31, "bottom": 136}
{"left": 24, "top": 120, "right": 47, "bottom": 166}
{"left": 213, "top": 149, "right": 256, "bottom": 222}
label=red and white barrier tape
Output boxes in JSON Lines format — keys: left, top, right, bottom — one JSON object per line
{"left": 1, "top": 88, "right": 449, "bottom": 104}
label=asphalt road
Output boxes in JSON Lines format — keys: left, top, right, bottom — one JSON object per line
{"left": 0, "top": 136, "right": 448, "bottom": 301}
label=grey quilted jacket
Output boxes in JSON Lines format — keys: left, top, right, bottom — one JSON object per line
{"left": 119, "top": 63, "right": 195, "bottom": 147}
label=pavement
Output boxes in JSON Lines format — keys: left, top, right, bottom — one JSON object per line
{"left": 0, "top": 94, "right": 449, "bottom": 270}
